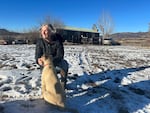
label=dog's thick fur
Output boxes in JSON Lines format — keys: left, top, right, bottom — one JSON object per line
{"left": 40, "top": 55, "right": 66, "bottom": 108}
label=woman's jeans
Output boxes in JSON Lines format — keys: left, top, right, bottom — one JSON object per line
{"left": 56, "top": 59, "right": 69, "bottom": 89}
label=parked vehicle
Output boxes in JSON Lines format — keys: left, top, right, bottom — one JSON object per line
{"left": 0, "top": 40, "right": 7, "bottom": 45}
{"left": 103, "top": 38, "right": 120, "bottom": 45}
{"left": 12, "top": 40, "right": 26, "bottom": 44}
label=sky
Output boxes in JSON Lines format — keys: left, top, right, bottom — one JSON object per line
{"left": 0, "top": 0, "right": 150, "bottom": 33}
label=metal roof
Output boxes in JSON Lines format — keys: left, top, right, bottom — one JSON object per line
{"left": 57, "top": 26, "right": 99, "bottom": 33}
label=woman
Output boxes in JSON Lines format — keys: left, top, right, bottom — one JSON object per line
{"left": 35, "top": 24, "right": 68, "bottom": 89}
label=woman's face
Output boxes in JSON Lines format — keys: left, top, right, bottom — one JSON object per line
{"left": 41, "top": 25, "right": 51, "bottom": 39}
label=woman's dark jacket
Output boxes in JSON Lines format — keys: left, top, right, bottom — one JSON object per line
{"left": 35, "top": 35, "right": 64, "bottom": 67}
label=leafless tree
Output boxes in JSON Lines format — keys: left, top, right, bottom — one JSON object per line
{"left": 22, "top": 15, "right": 65, "bottom": 44}
{"left": 92, "top": 24, "right": 98, "bottom": 32}
{"left": 39, "top": 15, "right": 65, "bottom": 29}
{"left": 148, "top": 23, "right": 150, "bottom": 37}
{"left": 97, "top": 11, "right": 115, "bottom": 44}
{"left": 21, "top": 26, "right": 39, "bottom": 44}
{"left": 149, "top": 23, "right": 150, "bottom": 32}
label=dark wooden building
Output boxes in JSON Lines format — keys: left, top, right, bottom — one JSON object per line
{"left": 57, "top": 26, "right": 100, "bottom": 44}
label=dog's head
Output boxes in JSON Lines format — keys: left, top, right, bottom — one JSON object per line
{"left": 40, "top": 54, "right": 53, "bottom": 66}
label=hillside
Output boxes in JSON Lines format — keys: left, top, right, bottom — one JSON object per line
{"left": 0, "top": 29, "right": 20, "bottom": 35}
{"left": 111, "top": 32, "right": 150, "bottom": 47}
{"left": 0, "top": 29, "right": 38, "bottom": 44}
{"left": 111, "top": 32, "right": 150, "bottom": 39}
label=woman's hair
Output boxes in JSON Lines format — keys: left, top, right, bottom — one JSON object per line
{"left": 40, "top": 24, "right": 56, "bottom": 33}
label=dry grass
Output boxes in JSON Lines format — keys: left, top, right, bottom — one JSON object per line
{"left": 115, "top": 38, "right": 150, "bottom": 48}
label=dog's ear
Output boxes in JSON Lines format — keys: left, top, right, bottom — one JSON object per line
{"left": 43, "top": 54, "right": 52, "bottom": 60}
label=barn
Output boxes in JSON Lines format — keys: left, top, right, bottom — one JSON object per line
{"left": 57, "top": 26, "right": 100, "bottom": 44}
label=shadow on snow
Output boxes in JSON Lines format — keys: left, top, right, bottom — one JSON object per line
{"left": 66, "top": 66, "right": 150, "bottom": 113}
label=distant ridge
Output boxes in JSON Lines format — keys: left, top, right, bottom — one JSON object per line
{"left": 0, "top": 29, "right": 20, "bottom": 35}
{"left": 110, "top": 32, "right": 150, "bottom": 46}
{"left": 111, "top": 32, "right": 149, "bottom": 39}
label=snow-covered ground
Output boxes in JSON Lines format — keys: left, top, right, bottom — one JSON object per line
{"left": 0, "top": 44, "right": 150, "bottom": 113}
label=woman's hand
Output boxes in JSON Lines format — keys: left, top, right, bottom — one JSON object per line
{"left": 38, "top": 58, "right": 43, "bottom": 66}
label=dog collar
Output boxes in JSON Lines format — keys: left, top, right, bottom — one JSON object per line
{"left": 44, "top": 64, "right": 49, "bottom": 67}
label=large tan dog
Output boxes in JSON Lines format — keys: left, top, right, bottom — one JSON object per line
{"left": 40, "top": 55, "right": 66, "bottom": 108}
